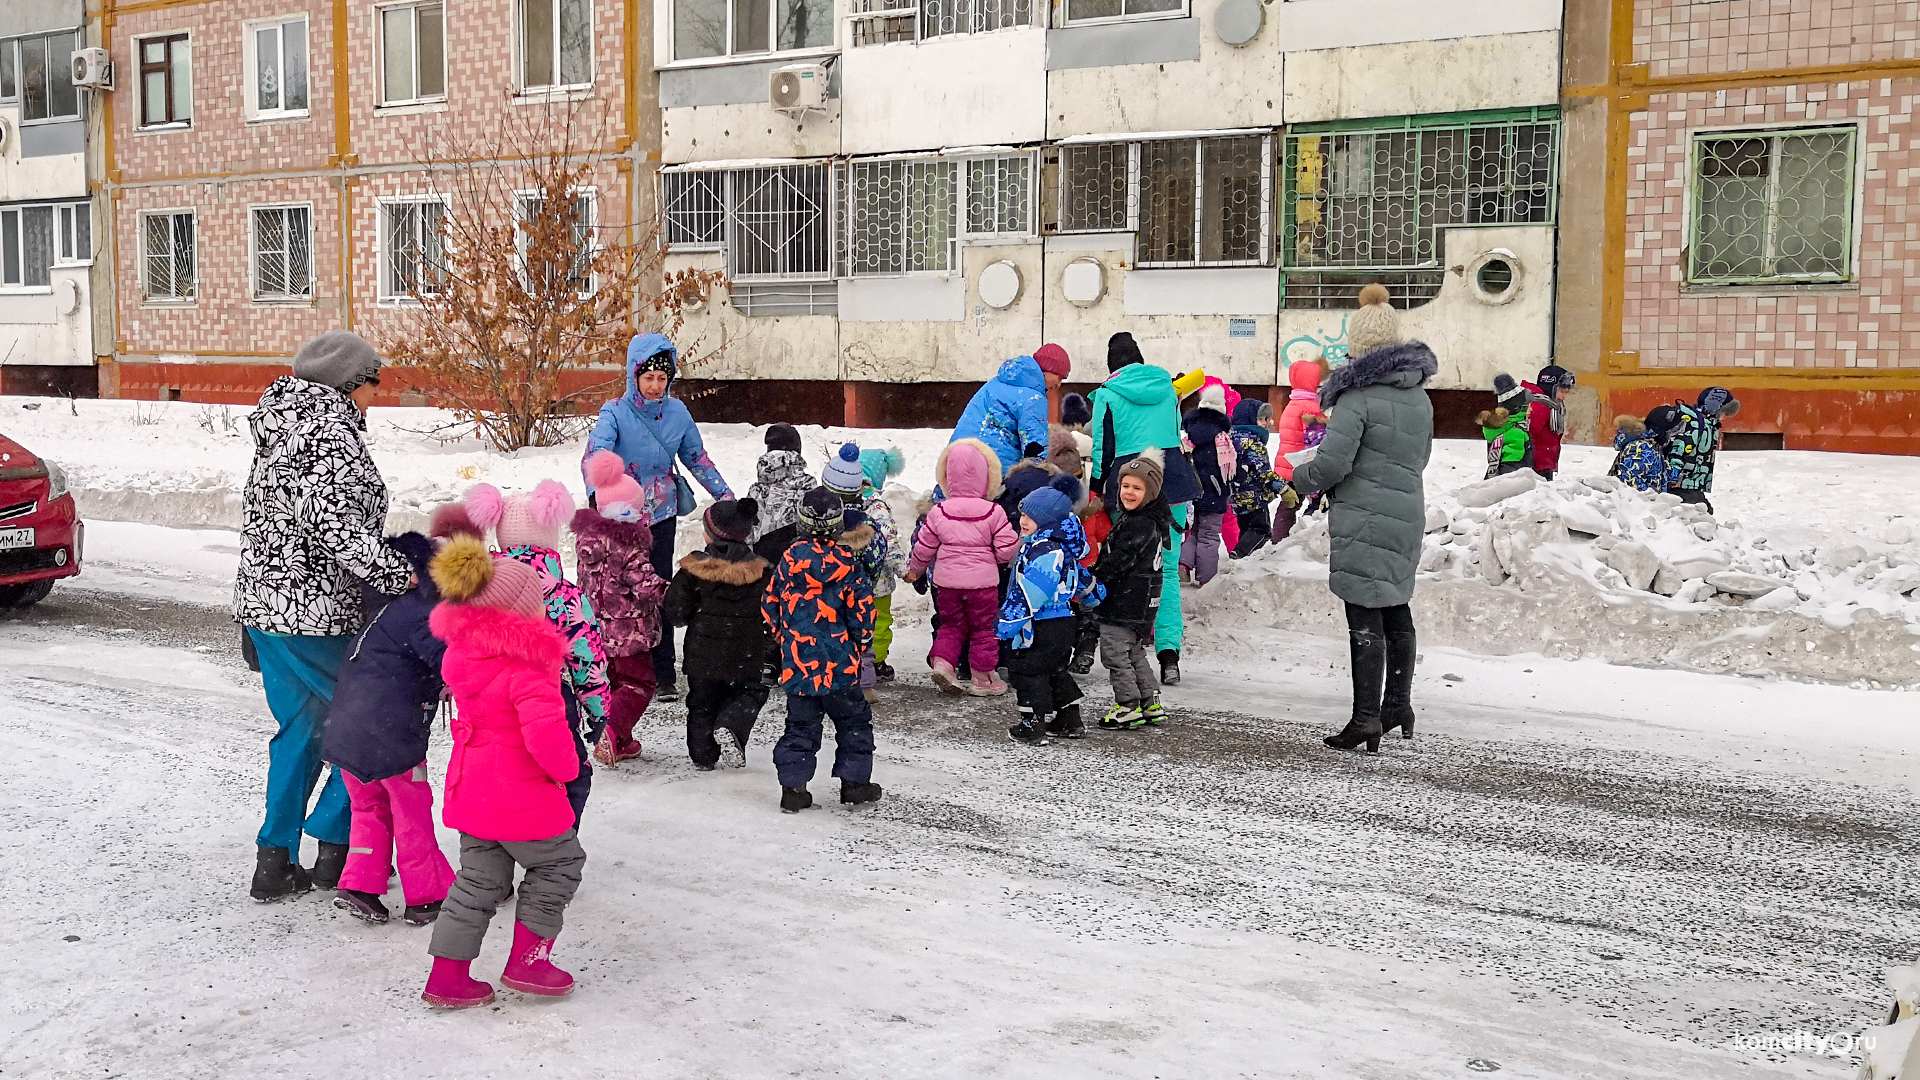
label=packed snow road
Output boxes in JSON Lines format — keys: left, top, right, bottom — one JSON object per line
{"left": 2, "top": 588, "right": 1912, "bottom": 1079}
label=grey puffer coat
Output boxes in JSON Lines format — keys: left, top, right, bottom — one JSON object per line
{"left": 1293, "top": 342, "right": 1436, "bottom": 609}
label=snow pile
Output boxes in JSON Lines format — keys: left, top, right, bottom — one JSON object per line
{"left": 1198, "top": 468, "right": 1920, "bottom": 686}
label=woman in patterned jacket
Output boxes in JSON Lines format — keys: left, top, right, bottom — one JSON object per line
{"left": 234, "top": 330, "right": 417, "bottom": 903}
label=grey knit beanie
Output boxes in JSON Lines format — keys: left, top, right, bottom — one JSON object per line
{"left": 293, "top": 330, "right": 382, "bottom": 393}
{"left": 1345, "top": 283, "right": 1403, "bottom": 360}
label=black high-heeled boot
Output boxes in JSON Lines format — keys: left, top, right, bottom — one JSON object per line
{"left": 1325, "top": 628, "right": 1386, "bottom": 753}
{"left": 1379, "top": 629, "right": 1417, "bottom": 739}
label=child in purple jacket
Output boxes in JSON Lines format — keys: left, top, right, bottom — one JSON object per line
{"left": 573, "top": 451, "right": 671, "bottom": 765}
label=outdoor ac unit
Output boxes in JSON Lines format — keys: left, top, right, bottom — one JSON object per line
{"left": 769, "top": 64, "right": 827, "bottom": 116}
{"left": 72, "top": 48, "right": 113, "bottom": 90}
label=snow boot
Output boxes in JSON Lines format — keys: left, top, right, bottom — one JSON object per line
{"left": 422, "top": 957, "right": 496, "bottom": 1009}
{"left": 333, "top": 889, "right": 390, "bottom": 924}
{"left": 968, "top": 672, "right": 1008, "bottom": 697}
{"left": 403, "top": 900, "right": 443, "bottom": 926}
{"left": 1379, "top": 629, "right": 1418, "bottom": 739}
{"left": 1048, "top": 703, "right": 1086, "bottom": 739}
{"left": 840, "top": 780, "right": 885, "bottom": 805}
{"left": 714, "top": 729, "right": 745, "bottom": 770}
{"left": 656, "top": 683, "right": 681, "bottom": 704}
{"left": 1158, "top": 650, "right": 1181, "bottom": 687}
{"left": 1325, "top": 628, "right": 1387, "bottom": 753}
{"left": 593, "top": 729, "right": 642, "bottom": 766}
{"left": 309, "top": 841, "right": 349, "bottom": 891}
{"left": 249, "top": 844, "right": 313, "bottom": 903}
{"left": 874, "top": 661, "right": 896, "bottom": 684}
{"left": 930, "top": 658, "right": 965, "bottom": 695}
{"left": 1099, "top": 703, "right": 1145, "bottom": 730}
{"left": 781, "top": 787, "right": 814, "bottom": 814}
{"left": 1009, "top": 713, "right": 1050, "bottom": 745}
{"left": 1139, "top": 697, "right": 1167, "bottom": 726}
{"left": 500, "top": 922, "right": 574, "bottom": 997}
{"left": 1069, "top": 650, "right": 1095, "bottom": 676}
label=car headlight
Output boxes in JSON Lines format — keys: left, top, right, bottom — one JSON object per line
{"left": 45, "top": 461, "right": 69, "bottom": 503}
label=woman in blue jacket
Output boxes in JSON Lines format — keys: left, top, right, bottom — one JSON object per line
{"left": 950, "top": 354, "right": 1055, "bottom": 475}
{"left": 584, "top": 333, "right": 734, "bottom": 700}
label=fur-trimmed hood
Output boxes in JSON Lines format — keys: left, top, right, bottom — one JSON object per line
{"left": 838, "top": 521, "right": 876, "bottom": 553}
{"left": 937, "top": 437, "right": 1003, "bottom": 500}
{"left": 569, "top": 506, "right": 654, "bottom": 546}
{"left": 680, "top": 546, "right": 771, "bottom": 585}
{"left": 429, "top": 602, "right": 566, "bottom": 668}
{"left": 1319, "top": 342, "right": 1438, "bottom": 410}
{"left": 1615, "top": 414, "right": 1646, "bottom": 437}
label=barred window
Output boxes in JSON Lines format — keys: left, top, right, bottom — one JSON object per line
{"left": 663, "top": 172, "right": 726, "bottom": 247}
{"left": 1689, "top": 128, "right": 1855, "bottom": 285}
{"left": 142, "top": 211, "right": 196, "bottom": 301}
{"left": 847, "top": 158, "right": 957, "bottom": 275}
{"left": 849, "top": 0, "right": 1035, "bottom": 46}
{"left": 732, "top": 280, "right": 837, "bottom": 316}
{"left": 381, "top": 198, "right": 447, "bottom": 301}
{"left": 964, "top": 154, "right": 1032, "bottom": 236}
{"left": 1283, "top": 117, "right": 1557, "bottom": 308}
{"left": 1057, "top": 143, "right": 1132, "bottom": 233}
{"left": 251, "top": 205, "right": 313, "bottom": 300}
{"left": 514, "top": 189, "right": 597, "bottom": 295}
{"left": 1136, "top": 136, "right": 1268, "bottom": 267}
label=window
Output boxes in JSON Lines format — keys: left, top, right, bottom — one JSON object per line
{"left": 56, "top": 203, "right": 91, "bottom": 264}
{"left": 139, "top": 34, "right": 191, "bottom": 128}
{"left": 963, "top": 154, "right": 1033, "bottom": 236}
{"left": 661, "top": 164, "right": 835, "bottom": 281}
{"left": 1062, "top": 0, "right": 1183, "bottom": 25}
{"left": 142, "top": 211, "right": 196, "bottom": 301}
{"left": 4, "top": 30, "right": 83, "bottom": 122}
{"left": 379, "top": 3, "right": 445, "bottom": 105}
{"left": 1689, "top": 127, "right": 1856, "bottom": 285}
{"left": 514, "top": 189, "right": 597, "bottom": 295}
{"left": 251, "top": 205, "right": 313, "bottom": 300}
{"left": 662, "top": 172, "right": 726, "bottom": 248}
{"left": 0, "top": 206, "right": 54, "bottom": 288}
{"left": 848, "top": 0, "right": 1033, "bottom": 46}
{"left": 248, "top": 17, "right": 309, "bottom": 118}
{"left": 1057, "top": 142, "right": 1132, "bottom": 233}
{"left": 848, "top": 158, "right": 957, "bottom": 275}
{"left": 1282, "top": 114, "right": 1557, "bottom": 308}
{"left": 672, "top": 0, "right": 832, "bottom": 60}
{"left": 1056, "top": 135, "right": 1270, "bottom": 267}
{"left": 381, "top": 198, "right": 448, "bottom": 301}
{"left": 521, "top": 0, "right": 591, "bottom": 89}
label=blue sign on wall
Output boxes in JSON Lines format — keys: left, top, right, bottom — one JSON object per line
{"left": 1227, "top": 318, "right": 1256, "bottom": 339}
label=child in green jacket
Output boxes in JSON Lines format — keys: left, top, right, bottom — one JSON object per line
{"left": 1480, "top": 373, "right": 1533, "bottom": 478}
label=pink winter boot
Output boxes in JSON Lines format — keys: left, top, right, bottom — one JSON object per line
{"left": 500, "top": 922, "right": 574, "bottom": 997}
{"left": 422, "top": 957, "right": 496, "bottom": 1008}
{"left": 929, "top": 658, "right": 964, "bottom": 695}
{"left": 968, "top": 671, "right": 1007, "bottom": 697}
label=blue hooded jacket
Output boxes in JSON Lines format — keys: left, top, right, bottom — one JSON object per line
{"left": 950, "top": 356, "right": 1052, "bottom": 474}
{"left": 584, "top": 333, "right": 733, "bottom": 524}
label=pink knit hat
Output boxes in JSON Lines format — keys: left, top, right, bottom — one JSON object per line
{"left": 584, "top": 451, "right": 648, "bottom": 523}
{"left": 466, "top": 480, "right": 575, "bottom": 551}
{"left": 429, "top": 536, "right": 546, "bottom": 620}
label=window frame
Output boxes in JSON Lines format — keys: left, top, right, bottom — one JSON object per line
{"left": 1054, "top": 133, "right": 1272, "bottom": 268}
{"left": 139, "top": 208, "right": 197, "bottom": 303}
{"left": 847, "top": 0, "right": 1039, "bottom": 47}
{"left": 661, "top": 163, "right": 838, "bottom": 283}
{"left": 4, "top": 29, "right": 85, "bottom": 124}
{"left": 377, "top": 194, "right": 452, "bottom": 304}
{"left": 54, "top": 202, "right": 93, "bottom": 267}
{"left": 135, "top": 32, "right": 193, "bottom": 130}
{"left": 243, "top": 15, "right": 311, "bottom": 120}
{"left": 846, "top": 155, "right": 962, "bottom": 278}
{"left": 248, "top": 202, "right": 317, "bottom": 302}
{"left": 513, "top": 186, "right": 599, "bottom": 297}
{"left": 668, "top": 0, "right": 837, "bottom": 64}
{"left": 959, "top": 151, "right": 1038, "bottom": 239}
{"left": 1059, "top": 0, "right": 1189, "bottom": 29}
{"left": 1684, "top": 123, "right": 1861, "bottom": 288}
{"left": 518, "top": 0, "right": 594, "bottom": 93}
{"left": 375, "top": 1, "right": 447, "bottom": 108}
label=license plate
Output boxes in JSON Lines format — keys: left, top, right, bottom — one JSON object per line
{"left": 0, "top": 527, "right": 33, "bottom": 551}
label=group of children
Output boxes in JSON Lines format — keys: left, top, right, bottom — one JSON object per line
{"left": 1608, "top": 386, "right": 1742, "bottom": 511}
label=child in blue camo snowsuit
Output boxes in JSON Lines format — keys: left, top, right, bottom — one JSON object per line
{"left": 1228, "top": 399, "right": 1290, "bottom": 558}
{"left": 999, "top": 478, "right": 1104, "bottom": 744}
{"left": 1611, "top": 409, "right": 1677, "bottom": 493}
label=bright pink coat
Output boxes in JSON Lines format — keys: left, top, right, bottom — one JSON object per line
{"left": 1276, "top": 360, "right": 1327, "bottom": 481}
{"left": 908, "top": 438, "right": 1019, "bottom": 590}
{"left": 429, "top": 602, "right": 580, "bottom": 843}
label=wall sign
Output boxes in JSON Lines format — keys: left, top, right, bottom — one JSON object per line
{"left": 1228, "top": 318, "right": 1256, "bottom": 339}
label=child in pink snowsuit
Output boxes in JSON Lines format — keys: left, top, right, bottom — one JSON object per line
{"left": 572, "top": 451, "right": 670, "bottom": 764}
{"left": 904, "top": 438, "right": 1019, "bottom": 696}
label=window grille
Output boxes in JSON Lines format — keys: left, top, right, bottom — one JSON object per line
{"left": 143, "top": 212, "right": 196, "bottom": 301}
{"left": 849, "top": 0, "right": 1034, "bottom": 46}
{"left": 252, "top": 206, "right": 312, "bottom": 299}
{"left": 1057, "top": 143, "right": 1132, "bottom": 233}
{"left": 1688, "top": 127, "right": 1855, "bottom": 285}
{"left": 663, "top": 172, "right": 726, "bottom": 247}
{"left": 964, "top": 154, "right": 1032, "bottom": 236}
{"left": 732, "top": 280, "right": 838, "bottom": 315}
{"left": 514, "top": 191, "right": 597, "bottom": 295}
{"left": 847, "top": 158, "right": 957, "bottom": 275}
{"left": 729, "top": 164, "right": 836, "bottom": 280}
{"left": 382, "top": 199, "right": 447, "bottom": 300}
{"left": 1283, "top": 117, "right": 1557, "bottom": 308}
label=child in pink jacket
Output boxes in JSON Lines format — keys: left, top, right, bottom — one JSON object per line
{"left": 421, "top": 537, "right": 585, "bottom": 1010}
{"left": 904, "top": 438, "right": 1019, "bottom": 696}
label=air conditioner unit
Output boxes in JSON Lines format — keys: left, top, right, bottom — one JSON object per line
{"left": 72, "top": 48, "right": 113, "bottom": 90}
{"left": 769, "top": 64, "right": 827, "bottom": 116}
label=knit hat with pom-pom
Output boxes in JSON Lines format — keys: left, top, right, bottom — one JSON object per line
{"left": 1345, "top": 283, "right": 1403, "bottom": 360}
{"left": 860, "top": 446, "right": 905, "bottom": 493}
{"left": 430, "top": 502, "right": 484, "bottom": 542}
{"left": 1060, "top": 392, "right": 1092, "bottom": 429}
{"left": 822, "top": 442, "right": 866, "bottom": 497}
{"left": 1115, "top": 446, "right": 1165, "bottom": 503}
{"left": 703, "top": 497, "right": 759, "bottom": 544}
{"left": 466, "top": 480, "right": 576, "bottom": 551}
{"left": 1492, "top": 372, "right": 1530, "bottom": 413}
{"left": 584, "top": 450, "right": 647, "bottom": 523}
{"left": 430, "top": 535, "right": 544, "bottom": 620}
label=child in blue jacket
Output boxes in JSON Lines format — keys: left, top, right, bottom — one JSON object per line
{"left": 999, "top": 477, "right": 1104, "bottom": 744}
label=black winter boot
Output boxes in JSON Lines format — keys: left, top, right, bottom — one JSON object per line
{"left": 1068, "top": 650, "right": 1095, "bottom": 676}
{"left": 1379, "top": 629, "right": 1418, "bottom": 739}
{"left": 1158, "top": 649, "right": 1181, "bottom": 686}
{"left": 840, "top": 780, "right": 885, "bottom": 805}
{"left": 333, "top": 889, "right": 391, "bottom": 924}
{"left": 1048, "top": 704, "right": 1086, "bottom": 739}
{"left": 1324, "top": 629, "right": 1386, "bottom": 753}
{"left": 249, "top": 844, "right": 312, "bottom": 902}
{"left": 310, "top": 841, "right": 349, "bottom": 890}
{"left": 403, "top": 900, "right": 443, "bottom": 926}
{"left": 781, "top": 787, "right": 814, "bottom": 813}
{"left": 1009, "top": 713, "right": 1050, "bottom": 745}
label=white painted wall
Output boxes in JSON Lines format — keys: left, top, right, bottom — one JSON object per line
{"left": 841, "top": 243, "right": 1045, "bottom": 381}
{"left": 840, "top": 29, "right": 1048, "bottom": 155}
{"left": 1281, "top": 32, "right": 1561, "bottom": 123}
{"left": 668, "top": 252, "right": 843, "bottom": 381}
{"left": 1277, "top": 0, "right": 1562, "bottom": 52}
{"left": 661, "top": 102, "right": 842, "bottom": 164}
{"left": 0, "top": 104, "right": 87, "bottom": 202}
{"left": 0, "top": 265, "right": 95, "bottom": 368}
{"left": 1047, "top": 12, "right": 1279, "bottom": 140}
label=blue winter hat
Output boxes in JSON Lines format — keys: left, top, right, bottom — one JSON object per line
{"left": 1698, "top": 386, "right": 1740, "bottom": 416}
{"left": 1231, "top": 397, "right": 1265, "bottom": 426}
{"left": 1021, "top": 486, "right": 1075, "bottom": 532}
{"left": 823, "top": 442, "right": 865, "bottom": 496}
{"left": 860, "top": 447, "right": 905, "bottom": 492}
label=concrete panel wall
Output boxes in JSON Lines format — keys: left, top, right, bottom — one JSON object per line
{"left": 1277, "top": 0, "right": 1561, "bottom": 52}
{"left": 662, "top": 100, "right": 842, "bottom": 162}
{"left": 842, "top": 243, "right": 1045, "bottom": 381}
{"left": 840, "top": 29, "right": 1048, "bottom": 154}
{"left": 0, "top": 104, "right": 86, "bottom": 201}
{"left": 669, "top": 253, "right": 844, "bottom": 381}
{"left": 0, "top": 265, "right": 96, "bottom": 367}
{"left": 1047, "top": 14, "right": 1278, "bottom": 139}
{"left": 0, "top": 0, "right": 82, "bottom": 38}
{"left": 1282, "top": 31, "right": 1561, "bottom": 123}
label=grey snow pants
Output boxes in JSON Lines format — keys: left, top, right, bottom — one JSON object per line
{"left": 1100, "top": 622, "right": 1159, "bottom": 706}
{"left": 428, "top": 828, "right": 586, "bottom": 961}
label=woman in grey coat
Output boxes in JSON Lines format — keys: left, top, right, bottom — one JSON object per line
{"left": 1292, "top": 284, "right": 1436, "bottom": 753}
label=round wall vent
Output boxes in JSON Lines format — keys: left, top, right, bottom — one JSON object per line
{"left": 1215, "top": 0, "right": 1264, "bottom": 46}
{"left": 1062, "top": 257, "right": 1105, "bottom": 306}
{"left": 55, "top": 278, "right": 80, "bottom": 316}
{"left": 1466, "top": 248, "right": 1523, "bottom": 306}
{"left": 978, "top": 260, "right": 1021, "bottom": 309}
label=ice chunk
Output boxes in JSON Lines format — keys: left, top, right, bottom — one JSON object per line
{"left": 1604, "top": 540, "right": 1660, "bottom": 591}
{"left": 1746, "top": 587, "right": 1799, "bottom": 612}
{"left": 1425, "top": 504, "right": 1450, "bottom": 533}
{"left": 1821, "top": 544, "right": 1866, "bottom": 571}
{"left": 1579, "top": 475, "right": 1621, "bottom": 493}
{"left": 1453, "top": 470, "right": 1539, "bottom": 508}
{"left": 1690, "top": 520, "right": 1718, "bottom": 541}
{"left": 1651, "top": 565, "right": 1683, "bottom": 596}
{"left": 1670, "top": 551, "right": 1732, "bottom": 579}
{"left": 1706, "top": 570, "right": 1796, "bottom": 598}
{"left": 1559, "top": 501, "right": 1615, "bottom": 538}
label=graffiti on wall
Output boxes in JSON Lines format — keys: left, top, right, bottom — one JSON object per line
{"left": 1281, "top": 314, "right": 1349, "bottom": 369}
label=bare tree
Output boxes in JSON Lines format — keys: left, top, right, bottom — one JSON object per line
{"left": 379, "top": 100, "right": 722, "bottom": 452}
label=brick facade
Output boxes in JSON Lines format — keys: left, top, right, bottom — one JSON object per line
{"left": 1633, "top": 0, "right": 1920, "bottom": 79}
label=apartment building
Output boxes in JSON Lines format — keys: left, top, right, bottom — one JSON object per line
{"left": 0, "top": 0, "right": 102, "bottom": 397}
{"left": 656, "top": 0, "right": 1565, "bottom": 428}
{"left": 100, "top": 0, "right": 652, "bottom": 403}
{"left": 1559, "top": 0, "right": 1920, "bottom": 453}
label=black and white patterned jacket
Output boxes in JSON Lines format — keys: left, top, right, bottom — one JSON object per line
{"left": 233, "top": 377, "right": 414, "bottom": 636}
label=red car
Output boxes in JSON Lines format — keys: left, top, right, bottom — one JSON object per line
{"left": 0, "top": 431, "right": 82, "bottom": 608}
